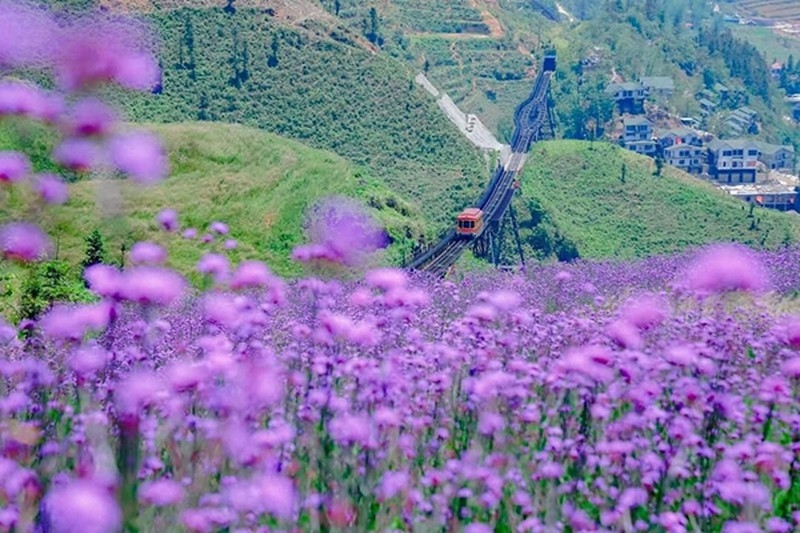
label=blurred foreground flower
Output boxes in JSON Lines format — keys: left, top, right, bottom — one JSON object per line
{"left": 682, "top": 243, "right": 769, "bottom": 295}
{"left": 109, "top": 131, "right": 169, "bottom": 184}
{"left": 292, "top": 196, "right": 388, "bottom": 268}
{"left": 0, "top": 151, "right": 31, "bottom": 184}
{"left": 45, "top": 479, "right": 121, "bottom": 533}
{"left": 0, "top": 222, "right": 51, "bottom": 262}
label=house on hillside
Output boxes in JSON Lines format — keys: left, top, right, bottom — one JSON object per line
{"left": 754, "top": 141, "right": 795, "bottom": 171}
{"left": 720, "top": 183, "right": 797, "bottom": 212}
{"left": 606, "top": 81, "right": 646, "bottom": 114}
{"left": 655, "top": 127, "right": 702, "bottom": 148}
{"left": 706, "top": 138, "right": 759, "bottom": 183}
{"left": 698, "top": 98, "right": 717, "bottom": 116}
{"left": 621, "top": 116, "right": 656, "bottom": 155}
{"left": 655, "top": 127, "right": 704, "bottom": 174}
{"left": 663, "top": 143, "right": 704, "bottom": 174}
{"left": 725, "top": 107, "right": 758, "bottom": 135}
{"left": 640, "top": 76, "right": 675, "bottom": 98}
{"left": 622, "top": 116, "right": 652, "bottom": 142}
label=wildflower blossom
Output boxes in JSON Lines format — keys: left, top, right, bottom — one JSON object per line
{"left": 108, "top": 131, "right": 169, "bottom": 184}
{"left": 683, "top": 243, "right": 768, "bottom": 294}
{"left": 45, "top": 479, "right": 121, "bottom": 533}
{"left": 0, "top": 222, "right": 51, "bottom": 262}
{"left": 156, "top": 208, "right": 178, "bottom": 232}
{"left": 32, "top": 174, "right": 69, "bottom": 204}
{"left": 0, "top": 151, "right": 31, "bottom": 184}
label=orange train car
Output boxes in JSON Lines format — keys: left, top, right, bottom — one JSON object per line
{"left": 456, "top": 207, "right": 484, "bottom": 237}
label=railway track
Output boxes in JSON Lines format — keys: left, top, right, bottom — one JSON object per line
{"left": 407, "top": 54, "right": 555, "bottom": 276}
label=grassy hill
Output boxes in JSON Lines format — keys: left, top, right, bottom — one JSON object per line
{"left": 109, "top": 6, "right": 487, "bottom": 233}
{"left": 2, "top": 122, "right": 423, "bottom": 279}
{"left": 515, "top": 140, "right": 800, "bottom": 260}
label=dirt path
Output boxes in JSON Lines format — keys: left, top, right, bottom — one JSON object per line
{"left": 469, "top": 0, "right": 505, "bottom": 39}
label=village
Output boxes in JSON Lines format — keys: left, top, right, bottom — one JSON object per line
{"left": 607, "top": 73, "right": 799, "bottom": 212}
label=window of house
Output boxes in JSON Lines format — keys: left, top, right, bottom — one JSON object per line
{"left": 748, "top": 150, "right": 758, "bottom": 156}
{"left": 723, "top": 150, "right": 732, "bottom": 156}
{"left": 733, "top": 149, "right": 743, "bottom": 156}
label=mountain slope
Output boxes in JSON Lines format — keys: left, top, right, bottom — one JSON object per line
{"left": 113, "top": 6, "right": 487, "bottom": 233}
{"left": 516, "top": 141, "right": 800, "bottom": 260}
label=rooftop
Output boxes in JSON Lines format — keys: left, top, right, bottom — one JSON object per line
{"left": 754, "top": 141, "right": 795, "bottom": 155}
{"left": 707, "top": 138, "right": 759, "bottom": 152}
{"left": 623, "top": 116, "right": 651, "bottom": 127}
{"left": 640, "top": 76, "right": 675, "bottom": 91}
{"left": 605, "top": 81, "right": 644, "bottom": 94}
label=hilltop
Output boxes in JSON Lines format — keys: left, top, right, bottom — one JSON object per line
{"left": 515, "top": 140, "right": 800, "bottom": 261}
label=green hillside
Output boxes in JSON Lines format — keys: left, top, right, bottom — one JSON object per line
{"left": 516, "top": 140, "right": 800, "bottom": 259}
{"left": 113, "top": 7, "right": 487, "bottom": 232}
{"left": 3, "top": 122, "right": 423, "bottom": 279}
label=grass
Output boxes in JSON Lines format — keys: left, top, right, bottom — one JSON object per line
{"left": 516, "top": 140, "right": 800, "bottom": 259}
{"left": 1, "top": 122, "right": 424, "bottom": 280}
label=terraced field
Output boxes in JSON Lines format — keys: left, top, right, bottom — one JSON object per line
{"left": 736, "top": 0, "right": 800, "bottom": 21}
{"left": 335, "top": 0, "right": 491, "bottom": 35}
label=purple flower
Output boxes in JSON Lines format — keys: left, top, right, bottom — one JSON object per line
{"left": 45, "top": 479, "right": 121, "bottom": 533}
{"left": 56, "top": 15, "right": 159, "bottom": 91}
{"left": 119, "top": 266, "right": 186, "bottom": 306}
{"left": 32, "top": 174, "right": 69, "bottom": 204}
{"left": 39, "top": 302, "right": 111, "bottom": 341}
{"left": 156, "top": 208, "right": 178, "bottom": 232}
{"left": 115, "top": 370, "right": 163, "bottom": 416}
{"left": 130, "top": 241, "right": 167, "bottom": 265}
{"left": 0, "top": 82, "right": 63, "bottom": 122}
{"left": 68, "top": 344, "right": 109, "bottom": 377}
{"left": 292, "top": 196, "right": 388, "bottom": 267}
{"left": 84, "top": 264, "right": 123, "bottom": 299}
{"left": 62, "top": 97, "right": 117, "bottom": 137}
{"left": 182, "top": 228, "right": 197, "bottom": 239}
{"left": 378, "top": 470, "right": 409, "bottom": 500}
{"left": 620, "top": 293, "right": 668, "bottom": 330}
{"left": 0, "top": 222, "right": 51, "bottom": 262}
{"left": 224, "top": 239, "right": 237, "bottom": 250}
{"left": 0, "top": 151, "right": 31, "bottom": 184}
{"left": 782, "top": 357, "right": 800, "bottom": 378}
{"left": 365, "top": 267, "right": 408, "bottom": 291}
{"left": 108, "top": 131, "right": 169, "bottom": 184}
{"left": 683, "top": 243, "right": 768, "bottom": 294}
{"left": 197, "top": 253, "right": 230, "bottom": 283}
{"left": 210, "top": 221, "right": 228, "bottom": 235}
{"left": 139, "top": 479, "right": 184, "bottom": 506}
{"left": 52, "top": 138, "right": 99, "bottom": 172}
{"left": 230, "top": 260, "right": 273, "bottom": 290}
{"left": 0, "top": 2, "right": 56, "bottom": 68}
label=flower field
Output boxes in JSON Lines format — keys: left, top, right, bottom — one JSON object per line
{"left": 2, "top": 243, "right": 800, "bottom": 531}
{"left": 4, "top": 2, "right": 800, "bottom": 533}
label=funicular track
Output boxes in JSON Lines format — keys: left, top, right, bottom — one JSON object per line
{"left": 407, "top": 53, "right": 556, "bottom": 276}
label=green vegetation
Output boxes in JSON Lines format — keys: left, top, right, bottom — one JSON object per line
{"left": 516, "top": 140, "right": 800, "bottom": 259}
{"left": 2, "top": 122, "right": 423, "bottom": 283}
{"left": 113, "top": 7, "right": 486, "bottom": 232}
{"left": 729, "top": 25, "right": 800, "bottom": 64}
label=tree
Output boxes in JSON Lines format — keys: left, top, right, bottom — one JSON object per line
{"left": 364, "top": 7, "right": 382, "bottom": 46}
{"left": 81, "top": 229, "right": 106, "bottom": 272}
{"left": 267, "top": 34, "right": 280, "bottom": 68}
{"left": 16, "top": 261, "right": 81, "bottom": 322}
